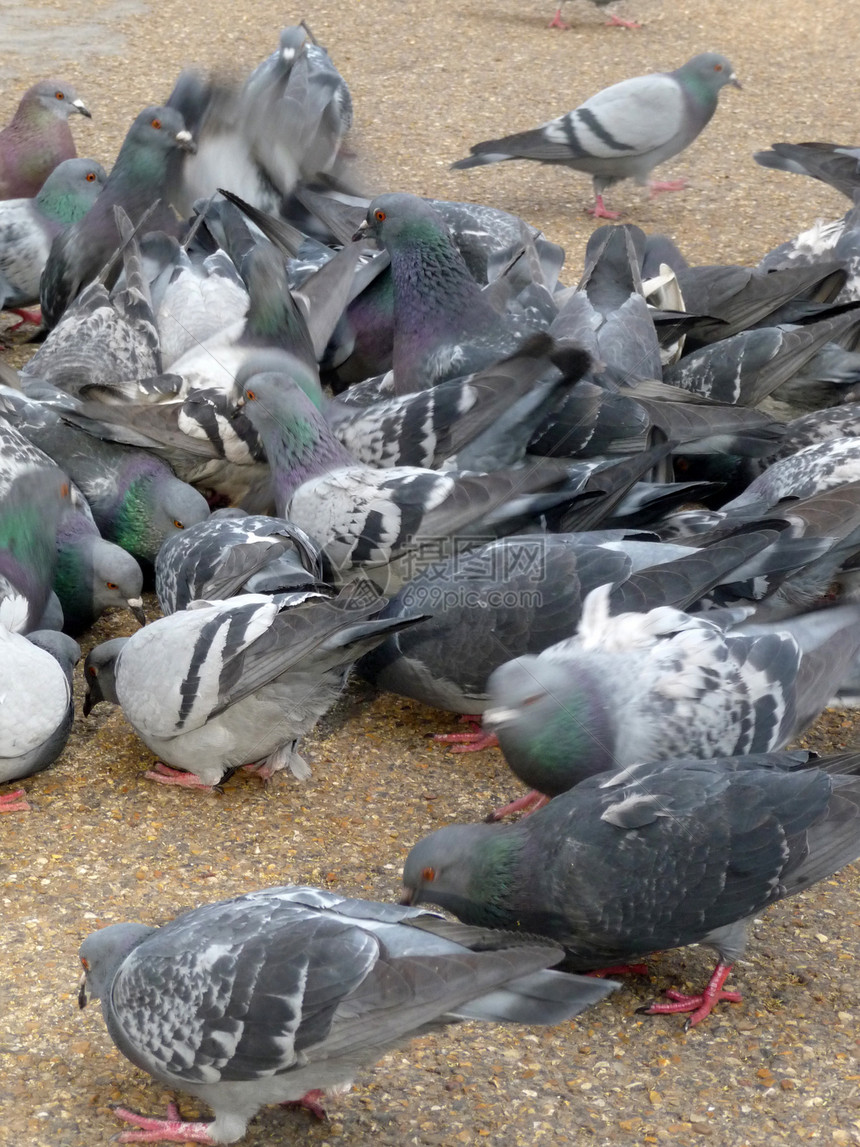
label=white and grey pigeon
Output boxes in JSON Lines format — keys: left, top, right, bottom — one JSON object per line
{"left": 0, "top": 626, "right": 79, "bottom": 812}
{"left": 0, "top": 156, "right": 105, "bottom": 328}
{"left": 482, "top": 586, "right": 860, "bottom": 816}
{"left": 82, "top": 586, "right": 425, "bottom": 789}
{"left": 402, "top": 750, "right": 860, "bottom": 1026}
{"left": 451, "top": 53, "right": 740, "bottom": 219}
{"left": 78, "top": 884, "right": 616, "bottom": 1144}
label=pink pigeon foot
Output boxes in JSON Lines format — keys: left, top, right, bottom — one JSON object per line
{"left": 587, "top": 195, "right": 621, "bottom": 220}
{"left": 433, "top": 715, "right": 499, "bottom": 753}
{"left": 587, "top": 963, "right": 650, "bottom": 978}
{"left": 8, "top": 306, "right": 43, "bottom": 330}
{"left": 114, "top": 1102, "right": 215, "bottom": 1143}
{"left": 605, "top": 14, "right": 642, "bottom": 27}
{"left": 281, "top": 1089, "right": 327, "bottom": 1121}
{"left": 0, "top": 789, "right": 30, "bottom": 812}
{"left": 548, "top": 7, "right": 569, "bottom": 28}
{"left": 637, "top": 961, "right": 742, "bottom": 1027}
{"left": 242, "top": 759, "right": 276, "bottom": 781}
{"left": 144, "top": 763, "right": 214, "bottom": 790}
{"left": 485, "top": 788, "right": 549, "bottom": 822}
{"left": 648, "top": 178, "right": 688, "bottom": 196}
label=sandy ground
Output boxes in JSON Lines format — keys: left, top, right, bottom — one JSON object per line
{"left": 2, "top": 0, "right": 860, "bottom": 1144}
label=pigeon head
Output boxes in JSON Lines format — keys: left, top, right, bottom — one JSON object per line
{"left": 401, "top": 822, "right": 526, "bottom": 927}
{"left": 20, "top": 79, "right": 91, "bottom": 122}
{"left": 676, "top": 53, "right": 741, "bottom": 96}
{"left": 83, "top": 638, "right": 127, "bottom": 715}
{"left": 115, "top": 105, "right": 196, "bottom": 175}
{"left": 78, "top": 922, "right": 155, "bottom": 1007}
{"left": 109, "top": 461, "right": 210, "bottom": 564}
{"left": 35, "top": 156, "right": 106, "bottom": 225}
{"left": 484, "top": 655, "right": 617, "bottom": 795}
{"left": 87, "top": 541, "right": 145, "bottom": 624}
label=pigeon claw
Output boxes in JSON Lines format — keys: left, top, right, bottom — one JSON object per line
{"left": 587, "top": 196, "right": 621, "bottom": 220}
{"left": 113, "top": 1102, "right": 215, "bottom": 1143}
{"left": 547, "top": 7, "right": 570, "bottom": 28}
{"left": 648, "top": 178, "right": 688, "bottom": 196}
{"left": 586, "top": 963, "right": 650, "bottom": 979}
{"left": 637, "top": 962, "right": 742, "bottom": 1027}
{"left": 486, "top": 789, "right": 549, "bottom": 822}
{"left": 280, "top": 1088, "right": 328, "bottom": 1121}
{"left": 605, "top": 14, "right": 642, "bottom": 28}
{"left": 144, "top": 763, "right": 215, "bottom": 791}
{"left": 0, "top": 789, "right": 31, "bottom": 813}
{"left": 433, "top": 715, "right": 500, "bottom": 753}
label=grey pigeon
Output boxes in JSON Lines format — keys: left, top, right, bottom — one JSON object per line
{"left": 82, "top": 586, "right": 426, "bottom": 789}
{"left": 0, "top": 157, "right": 105, "bottom": 327}
{"left": 451, "top": 54, "right": 740, "bottom": 218}
{"left": 155, "top": 512, "right": 326, "bottom": 614}
{"left": 39, "top": 105, "right": 195, "bottom": 328}
{"left": 0, "top": 626, "right": 79, "bottom": 811}
{"left": 401, "top": 750, "right": 860, "bottom": 1025}
{"left": 754, "top": 141, "right": 860, "bottom": 201}
{"left": 78, "top": 884, "right": 616, "bottom": 1143}
{"left": 483, "top": 588, "right": 860, "bottom": 815}
{"left": 0, "top": 79, "right": 91, "bottom": 200}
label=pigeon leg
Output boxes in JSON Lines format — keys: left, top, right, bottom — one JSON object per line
{"left": 485, "top": 789, "right": 549, "bottom": 821}
{"left": 648, "top": 178, "right": 688, "bottom": 195}
{"left": 637, "top": 961, "right": 743, "bottom": 1027}
{"left": 280, "top": 1089, "right": 328, "bottom": 1120}
{"left": 586, "top": 963, "right": 650, "bottom": 978}
{"left": 433, "top": 715, "right": 499, "bottom": 753}
{"left": 114, "top": 1102, "right": 215, "bottom": 1143}
{"left": 144, "top": 763, "right": 214, "bottom": 791}
{"left": 0, "top": 789, "right": 30, "bottom": 812}
{"left": 587, "top": 195, "right": 621, "bottom": 220}
{"left": 547, "top": 7, "right": 570, "bottom": 28}
{"left": 7, "top": 306, "right": 43, "bottom": 330}
{"left": 605, "top": 13, "right": 642, "bottom": 28}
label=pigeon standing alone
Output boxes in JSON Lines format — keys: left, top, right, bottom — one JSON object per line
{"left": 78, "top": 885, "right": 616, "bottom": 1144}
{"left": 451, "top": 54, "right": 740, "bottom": 219}
{"left": 0, "top": 79, "right": 91, "bottom": 200}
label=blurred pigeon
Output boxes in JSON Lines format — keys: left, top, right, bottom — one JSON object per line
{"left": 155, "top": 512, "right": 326, "bottom": 614}
{"left": 360, "top": 193, "right": 546, "bottom": 393}
{"left": 401, "top": 750, "right": 860, "bottom": 1025}
{"left": 40, "top": 105, "right": 195, "bottom": 328}
{"left": 0, "top": 626, "right": 79, "bottom": 811}
{"left": 0, "top": 157, "right": 105, "bottom": 328}
{"left": 0, "top": 79, "right": 91, "bottom": 200}
{"left": 82, "top": 586, "right": 426, "bottom": 788}
{"left": 483, "top": 588, "right": 860, "bottom": 814}
{"left": 451, "top": 54, "right": 740, "bottom": 218}
{"left": 754, "top": 141, "right": 860, "bottom": 201}
{"left": 78, "top": 885, "right": 616, "bottom": 1143}
{"left": 548, "top": 0, "right": 641, "bottom": 29}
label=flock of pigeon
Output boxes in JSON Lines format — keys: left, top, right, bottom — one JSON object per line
{"left": 4, "top": 15, "right": 860, "bottom": 1146}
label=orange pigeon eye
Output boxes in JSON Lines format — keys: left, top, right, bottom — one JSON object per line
{"left": 105, "top": 581, "right": 118, "bottom": 590}
{"left": 713, "top": 63, "right": 723, "bottom": 72}
{"left": 173, "top": 519, "right": 184, "bottom": 529}
{"left": 245, "top": 389, "right": 257, "bottom": 401}
{"left": 60, "top": 483, "right": 69, "bottom": 497}
{"left": 86, "top": 172, "right": 96, "bottom": 182}
{"left": 55, "top": 91, "right": 65, "bottom": 100}
{"left": 374, "top": 209, "right": 386, "bottom": 222}
{"left": 421, "top": 866, "right": 436, "bottom": 882}
{"left": 81, "top": 957, "right": 89, "bottom": 970}
{"left": 151, "top": 117, "right": 162, "bottom": 129}
{"left": 87, "top": 665, "right": 98, "bottom": 678}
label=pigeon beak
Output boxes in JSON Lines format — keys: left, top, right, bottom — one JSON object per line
{"left": 175, "top": 130, "right": 197, "bottom": 154}
{"left": 398, "top": 886, "right": 418, "bottom": 906}
{"left": 352, "top": 219, "right": 370, "bottom": 243}
{"left": 127, "top": 598, "right": 146, "bottom": 626}
{"left": 729, "top": 74, "right": 742, "bottom": 89}
{"left": 481, "top": 705, "right": 519, "bottom": 731}
{"left": 82, "top": 691, "right": 94, "bottom": 718}
{"left": 78, "top": 971, "right": 89, "bottom": 1009}
{"left": 72, "top": 99, "right": 92, "bottom": 119}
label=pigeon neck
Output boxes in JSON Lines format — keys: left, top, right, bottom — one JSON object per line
{"left": 255, "top": 401, "right": 354, "bottom": 512}
{"left": 36, "top": 180, "right": 94, "bottom": 227}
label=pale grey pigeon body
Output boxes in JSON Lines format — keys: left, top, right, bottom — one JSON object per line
{"left": 78, "top": 884, "right": 616, "bottom": 1144}
{"left": 402, "top": 750, "right": 860, "bottom": 1025}
{"left": 0, "top": 79, "right": 91, "bottom": 200}
{"left": 82, "top": 586, "right": 425, "bottom": 788}
{"left": 451, "top": 53, "right": 740, "bottom": 218}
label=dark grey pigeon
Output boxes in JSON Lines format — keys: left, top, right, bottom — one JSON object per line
{"left": 155, "top": 512, "right": 326, "bottom": 614}
{"left": 0, "top": 627, "right": 79, "bottom": 812}
{"left": 451, "top": 54, "right": 740, "bottom": 218}
{"left": 78, "top": 884, "right": 616, "bottom": 1143}
{"left": 0, "top": 157, "right": 105, "bottom": 327}
{"left": 0, "top": 79, "right": 91, "bottom": 200}
{"left": 401, "top": 750, "right": 860, "bottom": 1026}
{"left": 82, "top": 586, "right": 426, "bottom": 789}
{"left": 39, "top": 105, "right": 195, "bottom": 328}
{"left": 483, "top": 588, "right": 860, "bottom": 815}
{"left": 754, "top": 141, "right": 860, "bottom": 201}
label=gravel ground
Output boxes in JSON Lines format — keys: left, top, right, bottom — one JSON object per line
{"left": 2, "top": 1, "right": 860, "bottom": 1145}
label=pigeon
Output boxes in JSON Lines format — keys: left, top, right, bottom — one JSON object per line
{"left": 401, "top": 750, "right": 860, "bottom": 1025}
{"left": 78, "top": 884, "right": 616, "bottom": 1144}
{"left": 154, "top": 512, "right": 326, "bottom": 614}
{"left": 482, "top": 588, "right": 860, "bottom": 815}
{"left": 0, "top": 626, "right": 79, "bottom": 811}
{"left": 451, "top": 54, "right": 740, "bottom": 219}
{"left": 754, "top": 141, "right": 860, "bottom": 202}
{"left": 548, "top": 0, "right": 641, "bottom": 30}
{"left": 0, "top": 157, "right": 105, "bottom": 327}
{"left": 0, "top": 79, "right": 91, "bottom": 200}
{"left": 39, "top": 105, "right": 196, "bottom": 328}
{"left": 237, "top": 359, "right": 593, "bottom": 591}
{"left": 359, "top": 193, "right": 547, "bottom": 393}
{"left": 82, "top": 585, "right": 426, "bottom": 789}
